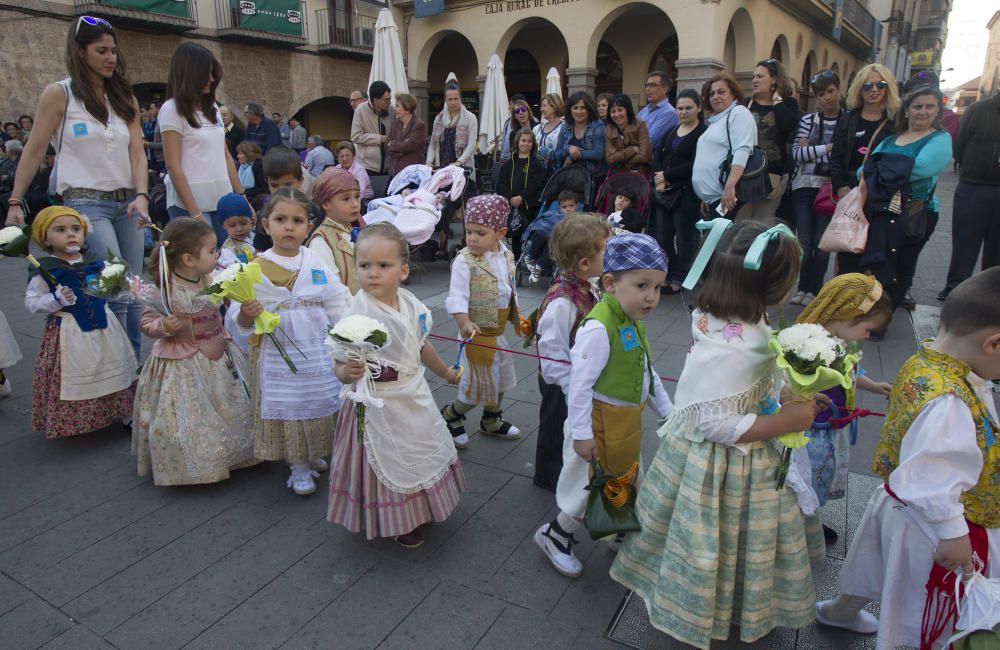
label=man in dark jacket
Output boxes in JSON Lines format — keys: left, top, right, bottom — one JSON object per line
{"left": 243, "top": 102, "right": 282, "bottom": 154}
{"left": 939, "top": 92, "right": 1000, "bottom": 299}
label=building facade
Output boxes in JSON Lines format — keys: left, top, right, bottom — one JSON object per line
{"left": 0, "top": 0, "right": 387, "bottom": 143}
{"left": 981, "top": 10, "right": 1000, "bottom": 99}
{"left": 393, "top": 0, "right": 883, "bottom": 120}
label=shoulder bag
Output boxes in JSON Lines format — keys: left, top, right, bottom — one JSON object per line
{"left": 818, "top": 119, "right": 887, "bottom": 254}
{"left": 718, "top": 108, "right": 770, "bottom": 202}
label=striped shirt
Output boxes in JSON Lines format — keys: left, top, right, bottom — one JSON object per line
{"left": 791, "top": 111, "right": 841, "bottom": 190}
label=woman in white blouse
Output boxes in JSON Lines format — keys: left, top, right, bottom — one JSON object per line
{"left": 6, "top": 17, "right": 149, "bottom": 357}
{"left": 160, "top": 43, "right": 244, "bottom": 244}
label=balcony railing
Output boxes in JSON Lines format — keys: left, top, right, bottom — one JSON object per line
{"left": 73, "top": 0, "right": 198, "bottom": 31}
{"left": 841, "top": 0, "right": 877, "bottom": 41}
{"left": 313, "top": 6, "right": 376, "bottom": 55}
{"left": 215, "top": 0, "right": 307, "bottom": 44}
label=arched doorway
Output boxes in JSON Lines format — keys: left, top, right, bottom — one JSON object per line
{"left": 426, "top": 32, "right": 479, "bottom": 116}
{"left": 133, "top": 82, "right": 166, "bottom": 108}
{"left": 295, "top": 96, "right": 353, "bottom": 144}
{"left": 505, "top": 48, "right": 542, "bottom": 109}
{"left": 724, "top": 8, "right": 756, "bottom": 95}
{"left": 770, "top": 35, "right": 790, "bottom": 64}
{"left": 596, "top": 41, "right": 623, "bottom": 95}
{"left": 591, "top": 2, "right": 677, "bottom": 104}
{"left": 499, "top": 18, "right": 568, "bottom": 113}
{"left": 801, "top": 51, "right": 817, "bottom": 111}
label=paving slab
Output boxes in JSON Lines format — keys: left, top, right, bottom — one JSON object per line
{"left": 0, "top": 596, "right": 74, "bottom": 649}
{"left": 378, "top": 580, "right": 506, "bottom": 649}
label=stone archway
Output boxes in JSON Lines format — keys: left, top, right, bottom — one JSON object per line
{"left": 425, "top": 31, "right": 480, "bottom": 116}
{"left": 771, "top": 34, "right": 791, "bottom": 64}
{"left": 496, "top": 17, "right": 569, "bottom": 110}
{"left": 588, "top": 2, "right": 677, "bottom": 104}
{"left": 800, "top": 50, "right": 819, "bottom": 110}
{"left": 596, "top": 41, "right": 623, "bottom": 95}
{"left": 725, "top": 7, "right": 756, "bottom": 94}
{"left": 294, "top": 96, "right": 353, "bottom": 144}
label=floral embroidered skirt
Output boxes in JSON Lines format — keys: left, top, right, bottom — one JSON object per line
{"left": 32, "top": 320, "right": 133, "bottom": 439}
{"left": 132, "top": 353, "right": 257, "bottom": 486}
{"left": 250, "top": 347, "right": 336, "bottom": 464}
{"left": 609, "top": 426, "right": 815, "bottom": 650}
{"left": 327, "top": 402, "right": 466, "bottom": 539}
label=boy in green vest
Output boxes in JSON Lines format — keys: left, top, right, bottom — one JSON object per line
{"left": 535, "top": 232, "right": 673, "bottom": 578}
{"left": 818, "top": 267, "right": 1000, "bottom": 647}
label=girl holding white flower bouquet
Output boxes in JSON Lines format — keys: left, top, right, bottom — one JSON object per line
{"left": 225, "top": 188, "right": 349, "bottom": 496}
{"left": 610, "top": 219, "right": 826, "bottom": 649}
{"left": 327, "top": 223, "right": 465, "bottom": 550}
{"left": 789, "top": 273, "right": 893, "bottom": 547}
{"left": 132, "top": 218, "right": 257, "bottom": 485}
{"left": 25, "top": 206, "right": 137, "bottom": 438}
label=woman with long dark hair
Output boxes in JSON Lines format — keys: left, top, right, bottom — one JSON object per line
{"left": 554, "top": 92, "right": 605, "bottom": 180}
{"left": 652, "top": 88, "right": 707, "bottom": 294}
{"left": 497, "top": 128, "right": 546, "bottom": 259}
{"left": 604, "top": 93, "right": 652, "bottom": 175}
{"left": 6, "top": 17, "right": 149, "bottom": 357}
{"left": 160, "top": 42, "right": 244, "bottom": 244}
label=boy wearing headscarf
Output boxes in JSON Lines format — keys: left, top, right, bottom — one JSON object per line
{"left": 442, "top": 194, "right": 524, "bottom": 449}
{"left": 308, "top": 167, "right": 362, "bottom": 294}
{"left": 535, "top": 232, "right": 673, "bottom": 578}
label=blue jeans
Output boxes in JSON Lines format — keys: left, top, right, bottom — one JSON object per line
{"left": 67, "top": 196, "right": 143, "bottom": 359}
{"left": 791, "top": 187, "right": 830, "bottom": 295}
{"left": 168, "top": 206, "right": 224, "bottom": 246}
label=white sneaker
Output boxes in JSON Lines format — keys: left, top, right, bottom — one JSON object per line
{"left": 0, "top": 377, "right": 10, "bottom": 400}
{"left": 286, "top": 466, "right": 319, "bottom": 495}
{"left": 789, "top": 290, "right": 805, "bottom": 305}
{"left": 802, "top": 292, "right": 816, "bottom": 306}
{"left": 815, "top": 600, "right": 879, "bottom": 634}
{"left": 606, "top": 533, "right": 626, "bottom": 552}
{"left": 311, "top": 457, "right": 329, "bottom": 473}
{"left": 534, "top": 523, "right": 583, "bottom": 578}
{"left": 524, "top": 258, "right": 542, "bottom": 285}
{"left": 452, "top": 432, "right": 470, "bottom": 449}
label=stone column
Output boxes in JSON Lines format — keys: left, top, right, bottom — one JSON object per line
{"left": 674, "top": 58, "right": 726, "bottom": 95}
{"left": 734, "top": 71, "right": 754, "bottom": 97}
{"left": 565, "top": 66, "right": 597, "bottom": 98}
{"left": 409, "top": 79, "right": 430, "bottom": 125}
{"left": 476, "top": 74, "right": 487, "bottom": 115}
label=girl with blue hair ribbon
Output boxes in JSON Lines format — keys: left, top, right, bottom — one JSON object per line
{"left": 610, "top": 218, "right": 828, "bottom": 649}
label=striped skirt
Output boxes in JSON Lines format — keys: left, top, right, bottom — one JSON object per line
{"left": 609, "top": 427, "right": 815, "bottom": 649}
{"left": 326, "top": 402, "right": 466, "bottom": 540}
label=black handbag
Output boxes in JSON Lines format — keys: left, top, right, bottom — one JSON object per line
{"left": 654, "top": 186, "right": 684, "bottom": 211}
{"left": 718, "top": 110, "right": 771, "bottom": 203}
{"left": 903, "top": 185, "right": 935, "bottom": 240}
{"left": 584, "top": 460, "right": 640, "bottom": 540}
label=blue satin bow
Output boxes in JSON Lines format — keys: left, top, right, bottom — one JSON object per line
{"left": 681, "top": 218, "right": 733, "bottom": 290}
{"left": 742, "top": 223, "right": 797, "bottom": 270}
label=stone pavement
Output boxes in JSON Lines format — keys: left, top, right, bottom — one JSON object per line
{"left": 0, "top": 170, "right": 992, "bottom": 649}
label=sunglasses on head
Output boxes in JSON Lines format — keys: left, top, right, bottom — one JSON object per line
{"left": 811, "top": 70, "right": 835, "bottom": 83}
{"left": 863, "top": 81, "right": 889, "bottom": 91}
{"left": 76, "top": 15, "right": 112, "bottom": 37}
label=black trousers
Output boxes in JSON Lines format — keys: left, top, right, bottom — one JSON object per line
{"left": 533, "top": 375, "right": 567, "bottom": 493}
{"left": 944, "top": 181, "right": 1000, "bottom": 291}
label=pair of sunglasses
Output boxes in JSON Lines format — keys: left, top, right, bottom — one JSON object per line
{"left": 76, "top": 15, "right": 112, "bottom": 36}
{"left": 513, "top": 106, "right": 528, "bottom": 114}
{"left": 812, "top": 70, "right": 836, "bottom": 83}
{"left": 863, "top": 81, "right": 889, "bottom": 91}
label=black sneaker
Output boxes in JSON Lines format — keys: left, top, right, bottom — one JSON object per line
{"left": 937, "top": 288, "right": 950, "bottom": 301}
{"left": 823, "top": 524, "right": 839, "bottom": 545}
{"left": 901, "top": 291, "right": 916, "bottom": 311}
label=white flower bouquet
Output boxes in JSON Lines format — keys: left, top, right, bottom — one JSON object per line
{"left": 0, "top": 224, "right": 29, "bottom": 256}
{"left": 82, "top": 250, "right": 135, "bottom": 301}
{"left": 769, "top": 323, "right": 857, "bottom": 489}
{"left": 326, "top": 315, "right": 391, "bottom": 441}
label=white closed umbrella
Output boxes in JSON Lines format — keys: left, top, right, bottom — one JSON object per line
{"left": 368, "top": 9, "right": 408, "bottom": 100}
{"left": 545, "top": 67, "right": 562, "bottom": 97}
{"left": 446, "top": 72, "right": 458, "bottom": 84}
{"left": 478, "top": 54, "right": 509, "bottom": 155}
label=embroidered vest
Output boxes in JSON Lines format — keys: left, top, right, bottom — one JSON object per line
{"left": 221, "top": 237, "right": 254, "bottom": 265}
{"left": 461, "top": 247, "right": 516, "bottom": 329}
{"left": 583, "top": 294, "right": 654, "bottom": 405}
{"left": 308, "top": 219, "right": 357, "bottom": 294}
{"left": 31, "top": 254, "right": 109, "bottom": 331}
{"left": 536, "top": 273, "right": 597, "bottom": 347}
{"left": 873, "top": 344, "right": 1000, "bottom": 528}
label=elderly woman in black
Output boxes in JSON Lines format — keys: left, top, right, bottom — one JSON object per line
{"left": 652, "top": 88, "right": 707, "bottom": 293}
{"left": 497, "top": 128, "right": 546, "bottom": 260}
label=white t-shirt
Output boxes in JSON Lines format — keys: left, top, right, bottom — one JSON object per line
{"left": 158, "top": 100, "right": 231, "bottom": 212}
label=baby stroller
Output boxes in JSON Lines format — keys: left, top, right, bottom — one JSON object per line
{"left": 514, "top": 164, "right": 593, "bottom": 287}
{"left": 593, "top": 166, "right": 654, "bottom": 233}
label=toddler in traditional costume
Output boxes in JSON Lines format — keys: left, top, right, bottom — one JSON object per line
{"left": 787, "top": 273, "right": 893, "bottom": 546}
{"left": 610, "top": 219, "right": 824, "bottom": 649}
{"left": 532, "top": 214, "right": 611, "bottom": 492}
{"left": 535, "top": 232, "right": 673, "bottom": 578}
{"left": 132, "top": 218, "right": 256, "bottom": 486}
{"left": 327, "top": 223, "right": 466, "bottom": 549}
{"left": 226, "top": 188, "right": 349, "bottom": 496}
{"left": 25, "top": 206, "right": 136, "bottom": 438}
{"left": 441, "top": 194, "right": 523, "bottom": 448}
{"left": 817, "top": 267, "right": 1000, "bottom": 649}
{"left": 308, "top": 167, "right": 361, "bottom": 294}
{"left": 216, "top": 193, "right": 256, "bottom": 269}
